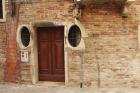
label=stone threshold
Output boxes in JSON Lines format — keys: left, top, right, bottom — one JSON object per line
{"left": 36, "top": 81, "right": 65, "bottom": 86}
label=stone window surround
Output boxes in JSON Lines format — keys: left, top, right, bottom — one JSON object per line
{"left": 30, "top": 22, "right": 69, "bottom": 85}
{"left": 0, "top": 0, "right": 6, "bottom": 22}
{"left": 66, "top": 19, "right": 87, "bottom": 51}
{"left": 68, "top": 25, "right": 82, "bottom": 47}
{"left": 17, "top": 24, "right": 31, "bottom": 49}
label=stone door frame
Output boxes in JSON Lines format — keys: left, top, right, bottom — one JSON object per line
{"left": 30, "top": 21, "right": 69, "bottom": 85}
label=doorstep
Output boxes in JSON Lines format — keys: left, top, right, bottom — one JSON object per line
{"left": 37, "top": 81, "right": 65, "bottom": 86}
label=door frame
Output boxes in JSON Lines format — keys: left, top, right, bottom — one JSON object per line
{"left": 30, "top": 23, "right": 68, "bottom": 85}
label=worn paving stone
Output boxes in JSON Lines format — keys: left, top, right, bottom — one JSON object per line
{"left": 0, "top": 83, "right": 140, "bottom": 93}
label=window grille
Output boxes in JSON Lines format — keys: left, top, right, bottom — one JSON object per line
{"left": 68, "top": 25, "right": 81, "bottom": 47}
{"left": 21, "top": 27, "right": 30, "bottom": 47}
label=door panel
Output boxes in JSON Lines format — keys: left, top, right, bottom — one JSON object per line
{"left": 37, "top": 29, "right": 52, "bottom": 78}
{"left": 53, "top": 42, "right": 64, "bottom": 74}
{"left": 39, "top": 42, "right": 51, "bottom": 74}
{"left": 37, "top": 27, "right": 65, "bottom": 82}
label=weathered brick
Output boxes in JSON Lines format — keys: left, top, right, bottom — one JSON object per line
{"left": 0, "top": 0, "right": 140, "bottom": 88}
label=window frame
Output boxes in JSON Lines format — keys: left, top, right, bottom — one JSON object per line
{"left": 0, "top": 0, "right": 6, "bottom": 22}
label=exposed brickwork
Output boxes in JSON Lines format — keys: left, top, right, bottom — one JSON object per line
{"left": 17, "top": 0, "right": 74, "bottom": 83}
{"left": 0, "top": 30, "right": 6, "bottom": 82}
{"left": 0, "top": 3, "right": 7, "bottom": 82}
{"left": 4, "top": 0, "right": 20, "bottom": 82}
{"left": 5, "top": 16, "right": 20, "bottom": 82}
{"left": 1, "top": 0, "right": 140, "bottom": 88}
{"left": 68, "top": 3, "right": 139, "bottom": 88}
{"left": 10, "top": 0, "right": 140, "bottom": 87}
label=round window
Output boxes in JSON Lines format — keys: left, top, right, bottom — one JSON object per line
{"left": 68, "top": 25, "right": 81, "bottom": 47}
{"left": 21, "top": 27, "right": 30, "bottom": 47}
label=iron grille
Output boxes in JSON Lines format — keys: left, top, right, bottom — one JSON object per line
{"left": 21, "top": 27, "right": 30, "bottom": 47}
{"left": 68, "top": 25, "right": 81, "bottom": 47}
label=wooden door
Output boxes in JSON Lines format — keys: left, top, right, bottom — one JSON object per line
{"left": 37, "top": 26, "right": 65, "bottom": 82}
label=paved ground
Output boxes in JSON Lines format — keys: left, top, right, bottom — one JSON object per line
{"left": 0, "top": 83, "right": 140, "bottom": 93}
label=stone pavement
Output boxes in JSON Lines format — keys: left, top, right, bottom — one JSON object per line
{"left": 0, "top": 83, "right": 140, "bottom": 93}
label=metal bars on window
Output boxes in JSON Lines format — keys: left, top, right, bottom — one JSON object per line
{"left": 21, "top": 27, "right": 30, "bottom": 47}
{"left": 68, "top": 25, "right": 81, "bottom": 47}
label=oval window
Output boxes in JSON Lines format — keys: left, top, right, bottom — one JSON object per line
{"left": 21, "top": 27, "right": 30, "bottom": 47}
{"left": 68, "top": 25, "right": 81, "bottom": 47}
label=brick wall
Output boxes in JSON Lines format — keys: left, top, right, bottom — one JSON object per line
{"left": 5, "top": 0, "right": 20, "bottom": 82}
{"left": 68, "top": 2, "right": 140, "bottom": 88}
{"left": 0, "top": 23, "right": 6, "bottom": 82}
{"left": 0, "top": 0, "right": 8, "bottom": 82}
{"left": 17, "top": 0, "right": 74, "bottom": 82}
{"left": 0, "top": 0, "right": 7, "bottom": 82}
{"left": 2, "top": 0, "right": 140, "bottom": 88}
